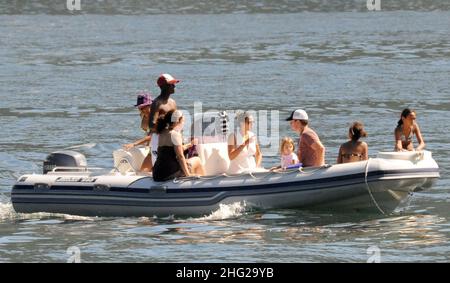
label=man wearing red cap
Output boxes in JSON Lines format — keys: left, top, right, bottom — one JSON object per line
{"left": 149, "top": 73, "right": 180, "bottom": 131}
{"left": 140, "top": 74, "right": 180, "bottom": 172}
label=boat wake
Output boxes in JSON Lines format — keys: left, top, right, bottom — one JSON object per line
{"left": 0, "top": 198, "right": 96, "bottom": 222}
{"left": 198, "top": 201, "right": 248, "bottom": 221}
{"left": 0, "top": 201, "right": 17, "bottom": 221}
{"left": 1, "top": 191, "right": 247, "bottom": 222}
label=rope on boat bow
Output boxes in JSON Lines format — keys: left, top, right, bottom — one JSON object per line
{"left": 364, "top": 158, "right": 386, "bottom": 215}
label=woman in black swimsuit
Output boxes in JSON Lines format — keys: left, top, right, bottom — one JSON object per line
{"left": 152, "top": 110, "right": 205, "bottom": 181}
{"left": 337, "top": 121, "right": 368, "bottom": 164}
{"left": 394, "top": 108, "right": 426, "bottom": 152}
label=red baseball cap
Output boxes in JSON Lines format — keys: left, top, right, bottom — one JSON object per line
{"left": 157, "top": 73, "right": 180, "bottom": 87}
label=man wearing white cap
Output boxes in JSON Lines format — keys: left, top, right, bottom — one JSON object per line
{"left": 139, "top": 73, "right": 180, "bottom": 172}
{"left": 286, "top": 109, "right": 325, "bottom": 167}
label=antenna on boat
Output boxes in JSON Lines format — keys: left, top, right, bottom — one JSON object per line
{"left": 218, "top": 111, "right": 228, "bottom": 142}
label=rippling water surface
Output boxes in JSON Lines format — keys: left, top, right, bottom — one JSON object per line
{"left": 0, "top": 1, "right": 449, "bottom": 262}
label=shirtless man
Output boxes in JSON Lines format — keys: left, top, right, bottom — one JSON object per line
{"left": 141, "top": 73, "right": 180, "bottom": 172}
{"left": 149, "top": 74, "right": 179, "bottom": 132}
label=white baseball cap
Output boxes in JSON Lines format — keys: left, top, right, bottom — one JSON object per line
{"left": 171, "top": 110, "right": 184, "bottom": 122}
{"left": 286, "top": 109, "right": 308, "bottom": 121}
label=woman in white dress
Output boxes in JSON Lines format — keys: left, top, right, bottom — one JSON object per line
{"left": 227, "top": 112, "right": 262, "bottom": 174}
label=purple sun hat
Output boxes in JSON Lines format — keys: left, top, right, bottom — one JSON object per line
{"left": 134, "top": 92, "right": 152, "bottom": 109}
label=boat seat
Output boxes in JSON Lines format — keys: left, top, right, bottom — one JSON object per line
{"left": 196, "top": 142, "right": 230, "bottom": 176}
{"left": 113, "top": 147, "right": 149, "bottom": 174}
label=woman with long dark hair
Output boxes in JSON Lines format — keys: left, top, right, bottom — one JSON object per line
{"left": 394, "top": 108, "right": 425, "bottom": 151}
{"left": 337, "top": 121, "right": 368, "bottom": 164}
{"left": 152, "top": 110, "right": 205, "bottom": 181}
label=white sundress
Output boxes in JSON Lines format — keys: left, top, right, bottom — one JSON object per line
{"left": 228, "top": 130, "right": 257, "bottom": 174}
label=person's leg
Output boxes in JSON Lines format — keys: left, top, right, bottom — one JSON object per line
{"left": 140, "top": 153, "right": 153, "bottom": 172}
{"left": 194, "top": 157, "right": 206, "bottom": 175}
{"left": 187, "top": 157, "right": 205, "bottom": 176}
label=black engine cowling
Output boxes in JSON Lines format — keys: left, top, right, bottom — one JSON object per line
{"left": 43, "top": 151, "right": 87, "bottom": 174}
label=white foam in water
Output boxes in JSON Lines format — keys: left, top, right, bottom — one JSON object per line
{"left": 0, "top": 202, "right": 17, "bottom": 221}
{"left": 0, "top": 200, "right": 96, "bottom": 222}
{"left": 1, "top": 199, "right": 246, "bottom": 222}
{"left": 199, "top": 201, "right": 247, "bottom": 221}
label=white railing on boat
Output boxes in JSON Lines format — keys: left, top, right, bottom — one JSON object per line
{"left": 46, "top": 166, "right": 107, "bottom": 176}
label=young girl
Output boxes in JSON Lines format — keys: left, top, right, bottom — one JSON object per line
{"left": 280, "top": 137, "right": 299, "bottom": 168}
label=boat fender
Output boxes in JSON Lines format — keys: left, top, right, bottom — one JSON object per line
{"left": 34, "top": 183, "right": 50, "bottom": 191}
{"left": 150, "top": 185, "right": 167, "bottom": 194}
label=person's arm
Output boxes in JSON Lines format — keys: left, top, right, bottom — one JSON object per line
{"left": 394, "top": 128, "right": 403, "bottom": 151}
{"left": 172, "top": 99, "right": 177, "bottom": 111}
{"left": 255, "top": 143, "right": 262, "bottom": 167}
{"left": 227, "top": 134, "right": 250, "bottom": 161}
{"left": 148, "top": 101, "right": 159, "bottom": 133}
{"left": 182, "top": 138, "right": 198, "bottom": 151}
{"left": 172, "top": 132, "right": 190, "bottom": 177}
{"left": 337, "top": 145, "right": 343, "bottom": 164}
{"left": 123, "top": 135, "right": 151, "bottom": 150}
{"left": 297, "top": 146, "right": 302, "bottom": 165}
{"left": 362, "top": 142, "right": 369, "bottom": 160}
{"left": 414, "top": 124, "right": 426, "bottom": 151}
{"left": 183, "top": 143, "right": 192, "bottom": 151}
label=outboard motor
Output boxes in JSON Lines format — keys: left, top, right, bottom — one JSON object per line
{"left": 43, "top": 150, "right": 87, "bottom": 174}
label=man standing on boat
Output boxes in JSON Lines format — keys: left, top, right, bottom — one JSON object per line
{"left": 140, "top": 73, "right": 180, "bottom": 172}
{"left": 286, "top": 109, "right": 325, "bottom": 167}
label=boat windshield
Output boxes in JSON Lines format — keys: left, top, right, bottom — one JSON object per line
{"left": 190, "top": 111, "right": 229, "bottom": 144}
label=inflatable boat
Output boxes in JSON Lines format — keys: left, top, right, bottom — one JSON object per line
{"left": 11, "top": 141, "right": 440, "bottom": 217}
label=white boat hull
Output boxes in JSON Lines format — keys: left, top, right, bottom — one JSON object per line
{"left": 11, "top": 151, "right": 439, "bottom": 217}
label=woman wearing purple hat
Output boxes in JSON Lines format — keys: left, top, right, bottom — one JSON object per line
{"left": 123, "top": 92, "right": 154, "bottom": 172}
